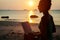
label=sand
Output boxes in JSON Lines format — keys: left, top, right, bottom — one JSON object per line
{"left": 0, "top": 21, "right": 60, "bottom": 40}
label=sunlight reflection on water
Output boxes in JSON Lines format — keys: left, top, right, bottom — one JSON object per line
{"left": 27, "top": 10, "right": 41, "bottom": 23}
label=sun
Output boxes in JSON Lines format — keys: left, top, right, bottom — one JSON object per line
{"left": 28, "top": 1, "right": 34, "bottom": 7}
{"left": 28, "top": 0, "right": 35, "bottom": 7}
{"left": 27, "top": 0, "right": 35, "bottom": 10}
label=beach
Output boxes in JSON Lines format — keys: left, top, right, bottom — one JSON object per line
{"left": 0, "top": 0, "right": 60, "bottom": 40}
{"left": 0, "top": 21, "right": 60, "bottom": 40}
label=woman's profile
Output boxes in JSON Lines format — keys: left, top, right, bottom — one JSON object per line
{"left": 38, "top": 0, "right": 56, "bottom": 40}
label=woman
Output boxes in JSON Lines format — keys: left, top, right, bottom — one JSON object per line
{"left": 38, "top": 0, "right": 56, "bottom": 40}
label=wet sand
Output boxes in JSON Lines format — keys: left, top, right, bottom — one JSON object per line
{"left": 0, "top": 21, "right": 60, "bottom": 40}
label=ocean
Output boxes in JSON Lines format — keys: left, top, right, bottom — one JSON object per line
{"left": 0, "top": 10, "right": 60, "bottom": 25}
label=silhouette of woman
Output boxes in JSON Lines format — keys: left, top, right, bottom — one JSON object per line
{"left": 38, "top": 0, "right": 56, "bottom": 40}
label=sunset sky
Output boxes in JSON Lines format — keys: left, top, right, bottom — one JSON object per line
{"left": 0, "top": 0, "right": 60, "bottom": 10}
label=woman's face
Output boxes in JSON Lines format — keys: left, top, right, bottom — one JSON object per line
{"left": 38, "top": 5, "right": 45, "bottom": 13}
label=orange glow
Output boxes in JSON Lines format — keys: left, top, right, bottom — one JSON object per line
{"left": 28, "top": 1, "right": 34, "bottom": 7}
{"left": 28, "top": 11, "right": 34, "bottom": 23}
{"left": 29, "top": 11, "right": 34, "bottom": 16}
{"left": 29, "top": 18, "right": 33, "bottom": 23}
{"left": 27, "top": 0, "right": 35, "bottom": 10}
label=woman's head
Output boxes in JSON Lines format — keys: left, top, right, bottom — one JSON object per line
{"left": 38, "top": 0, "right": 51, "bottom": 12}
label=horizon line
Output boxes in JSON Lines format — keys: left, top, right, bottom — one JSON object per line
{"left": 0, "top": 9, "right": 60, "bottom": 11}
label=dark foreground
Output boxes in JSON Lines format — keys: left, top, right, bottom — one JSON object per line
{"left": 0, "top": 21, "right": 60, "bottom": 40}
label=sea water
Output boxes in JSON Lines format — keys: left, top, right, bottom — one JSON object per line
{"left": 0, "top": 10, "right": 60, "bottom": 25}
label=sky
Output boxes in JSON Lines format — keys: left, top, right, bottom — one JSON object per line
{"left": 0, "top": 0, "right": 60, "bottom": 10}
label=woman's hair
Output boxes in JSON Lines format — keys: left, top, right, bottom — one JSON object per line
{"left": 38, "top": 0, "right": 51, "bottom": 12}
